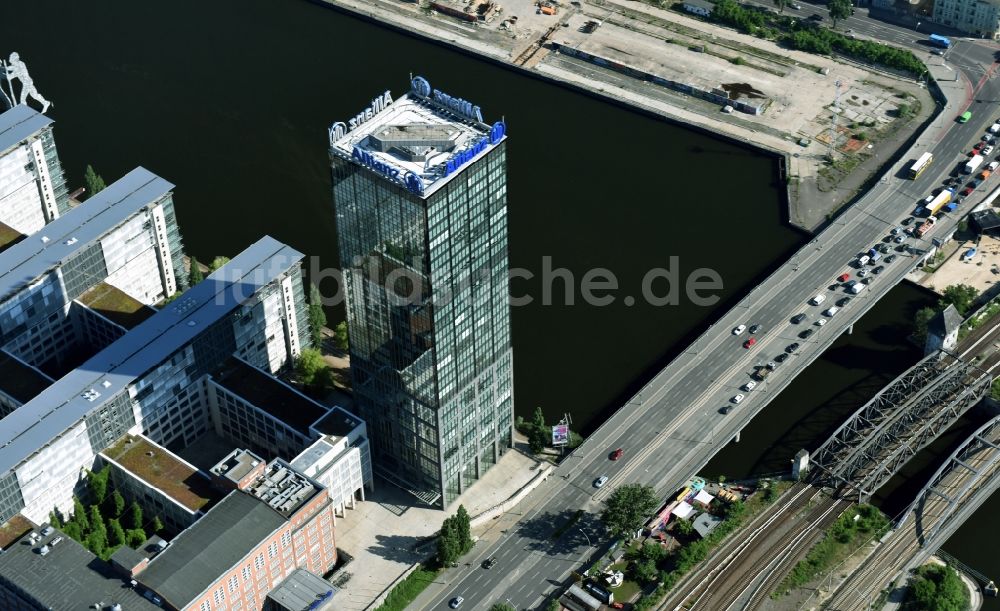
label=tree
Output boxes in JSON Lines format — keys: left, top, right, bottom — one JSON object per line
{"left": 633, "top": 558, "right": 659, "bottom": 584}
{"left": 209, "top": 256, "right": 231, "bottom": 271}
{"left": 940, "top": 284, "right": 978, "bottom": 315}
{"left": 675, "top": 518, "right": 695, "bottom": 537}
{"left": 333, "top": 320, "right": 350, "bottom": 351}
{"left": 455, "top": 505, "right": 472, "bottom": 553}
{"left": 72, "top": 497, "right": 89, "bottom": 533}
{"left": 89, "top": 505, "right": 106, "bottom": 537}
{"left": 437, "top": 518, "right": 461, "bottom": 567}
{"left": 126, "top": 527, "right": 147, "bottom": 548}
{"left": 527, "top": 406, "right": 549, "bottom": 454}
{"left": 904, "top": 563, "right": 969, "bottom": 611}
{"left": 828, "top": 0, "right": 854, "bottom": 27}
{"left": 85, "top": 529, "right": 107, "bottom": 557}
{"left": 189, "top": 257, "right": 205, "bottom": 285}
{"left": 61, "top": 521, "right": 82, "bottom": 542}
{"left": 108, "top": 518, "right": 126, "bottom": 547}
{"left": 531, "top": 406, "right": 546, "bottom": 431}
{"left": 48, "top": 508, "right": 63, "bottom": 529}
{"left": 151, "top": 515, "right": 164, "bottom": 534}
{"left": 489, "top": 604, "right": 516, "bottom": 611}
{"left": 307, "top": 284, "right": 327, "bottom": 348}
{"left": 83, "top": 165, "right": 107, "bottom": 199}
{"left": 601, "top": 483, "right": 660, "bottom": 539}
{"left": 87, "top": 465, "right": 110, "bottom": 505}
{"left": 295, "top": 348, "right": 328, "bottom": 387}
{"left": 128, "top": 500, "right": 143, "bottom": 530}
{"left": 772, "top": 0, "right": 787, "bottom": 13}
{"left": 914, "top": 306, "right": 937, "bottom": 342}
{"left": 112, "top": 490, "right": 125, "bottom": 518}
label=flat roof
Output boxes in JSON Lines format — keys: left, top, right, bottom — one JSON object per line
{"left": 102, "top": 435, "right": 218, "bottom": 513}
{"left": 329, "top": 81, "right": 504, "bottom": 200}
{"left": 77, "top": 281, "right": 157, "bottom": 330}
{"left": 0, "top": 104, "right": 52, "bottom": 154}
{"left": 140, "top": 491, "right": 286, "bottom": 609}
{"left": 0, "top": 526, "right": 161, "bottom": 610}
{"left": 210, "top": 448, "right": 264, "bottom": 484}
{"left": 0, "top": 351, "right": 53, "bottom": 405}
{"left": 0, "top": 166, "right": 173, "bottom": 302}
{"left": 311, "top": 405, "right": 364, "bottom": 439}
{"left": 0, "top": 236, "right": 305, "bottom": 478}
{"left": 212, "top": 357, "right": 329, "bottom": 436}
{"left": 0, "top": 220, "right": 25, "bottom": 253}
{"left": 267, "top": 569, "right": 339, "bottom": 610}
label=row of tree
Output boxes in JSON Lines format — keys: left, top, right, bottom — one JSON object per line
{"left": 709, "top": 0, "right": 927, "bottom": 76}
{"left": 914, "top": 284, "right": 979, "bottom": 342}
{"left": 437, "top": 505, "right": 473, "bottom": 567}
{"left": 49, "top": 466, "right": 162, "bottom": 560}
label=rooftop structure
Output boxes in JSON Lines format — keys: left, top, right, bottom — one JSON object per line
{"left": 102, "top": 435, "right": 217, "bottom": 513}
{"left": 210, "top": 447, "right": 265, "bottom": 489}
{"left": 0, "top": 526, "right": 160, "bottom": 610}
{"left": 0, "top": 105, "right": 68, "bottom": 235}
{"left": 266, "top": 569, "right": 339, "bottom": 611}
{"left": 77, "top": 281, "right": 158, "bottom": 330}
{"left": 127, "top": 492, "right": 287, "bottom": 610}
{"left": 212, "top": 357, "right": 328, "bottom": 435}
{"left": 328, "top": 76, "right": 506, "bottom": 200}
{"left": 246, "top": 460, "right": 320, "bottom": 518}
{"left": 0, "top": 236, "right": 306, "bottom": 523}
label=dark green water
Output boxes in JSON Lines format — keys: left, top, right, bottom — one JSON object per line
{"left": 4, "top": 0, "right": 996, "bottom": 594}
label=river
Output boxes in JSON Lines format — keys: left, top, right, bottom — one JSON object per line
{"left": 3, "top": 0, "right": 998, "bottom": 602}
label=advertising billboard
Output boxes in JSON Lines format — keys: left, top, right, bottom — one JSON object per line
{"left": 552, "top": 424, "right": 569, "bottom": 447}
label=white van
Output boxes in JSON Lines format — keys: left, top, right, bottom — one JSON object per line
{"left": 990, "top": 123, "right": 1000, "bottom": 134}
{"left": 858, "top": 255, "right": 870, "bottom": 266}
{"left": 924, "top": 194, "right": 935, "bottom": 204}
{"left": 823, "top": 306, "right": 840, "bottom": 317}
{"left": 850, "top": 283, "right": 866, "bottom": 295}
{"left": 810, "top": 294, "right": 826, "bottom": 306}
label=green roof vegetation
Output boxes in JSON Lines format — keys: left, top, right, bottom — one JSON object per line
{"left": 102, "top": 436, "right": 217, "bottom": 512}
{"left": 78, "top": 282, "right": 156, "bottom": 330}
{"left": 0, "top": 514, "right": 34, "bottom": 550}
{"left": 0, "top": 221, "right": 25, "bottom": 254}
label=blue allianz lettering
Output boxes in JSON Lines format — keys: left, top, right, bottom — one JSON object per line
{"left": 442, "top": 122, "right": 507, "bottom": 176}
{"left": 353, "top": 146, "right": 400, "bottom": 180}
{"left": 432, "top": 89, "right": 484, "bottom": 123}
{"left": 348, "top": 90, "right": 393, "bottom": 130}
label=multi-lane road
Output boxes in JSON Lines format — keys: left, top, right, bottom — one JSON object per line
{"left": 418, "top": 16, "right": 1000, "bottom": 611}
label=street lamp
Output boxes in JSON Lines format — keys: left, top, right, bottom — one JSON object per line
{"left": 916, "top": 20, "right": 921, "bottom": 32}
{"left": 579, "top": 528, "right": 593, "bottom": 546}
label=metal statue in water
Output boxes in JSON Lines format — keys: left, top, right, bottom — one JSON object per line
{"left": 1, "top": 52, "right": 52, "bottom": 113}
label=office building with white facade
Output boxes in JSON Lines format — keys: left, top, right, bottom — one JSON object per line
{"left": 931, "top": 0, "right": 1000, "bottom": 38}
{"left": 0, "top": 236, "right": 311, "bottom": 524}
{"left": 0, "top": 105, "right": 68, "bottom": 236}
{"left": 329, "top": 76, "right": 513, "bottom": 507}
{"left": 0, "top": 166, "right": 186, "bottom": 374}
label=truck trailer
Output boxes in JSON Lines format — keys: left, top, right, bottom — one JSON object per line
{"left": 915, "top": 216, "right": 937, "bottom": 237}
{"left": 966, "top": 154, "right": 985, "bottom": 174}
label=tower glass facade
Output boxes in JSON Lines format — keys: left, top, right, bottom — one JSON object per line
{"left": 330, "top": 79, "right": 513, "bottom": 507}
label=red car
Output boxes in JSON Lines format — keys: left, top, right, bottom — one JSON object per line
{"left": 962, "top": 186, "right": 974, "bottom": 196}
{"left": 837, "top": 273, "right": 850, "bottom": 282}
{"left": 610, "top": 448, "right": 624, "bottom": 460}
{"left": 743, "top": 337, "right": 757, "bottom": 349}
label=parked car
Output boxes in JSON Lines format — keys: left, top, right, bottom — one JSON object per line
{"left": 593, "top": 476, "right": 609, "bottom": 488}
{"left": 732, "top": 324, "right": 746, "bottom": 335}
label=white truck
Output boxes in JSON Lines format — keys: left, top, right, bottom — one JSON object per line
{"left": 966, "top": 154, "right": 985, "bottom": 174}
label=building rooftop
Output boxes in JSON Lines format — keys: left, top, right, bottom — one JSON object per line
{"left": 78, "top": 281, "right": 158, "bottom": 330}
{"left": 267, "top": 569, "right": 339, "bottom": 611}
{"left": 0, "top": 351, "right": 52, "bottom": 405}
{"left": 246, "top": 460, "right": 321, "bottom": 518}
{"left": 0, "top": 166, "right": 173, "bottom": 301}
{"left": 0, "top": 526, "right": 161, "bottom": 610}
{"left": 102, "top": 435, "right": 218, "bottom": 513}
{"left": 0, "top": 235, "right": 305, "bottom": 478}
{"left": 139, "top": 491, "right": 286, "bottom": 609}
{"left": 311, "top": 405, "right": 364, "bottom": 439}
{"left": 328, "top": 77, "right": 505, "bottom": 200}
{"left": 0, "top": 220, "right": 25, "bottom": 253}
{"left": 0, "top": 513, "right": 34, "bottom": 549}
{"left": 210, "top": 448, "right": 264, "bottom": 485}
{"left": 0, "top": 104, "right": 52, "bottom": 154}
{"left": 212, "top": 357, "right": 329, "bottom": 436}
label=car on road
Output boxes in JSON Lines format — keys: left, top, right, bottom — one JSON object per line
{"left": 878, "top": 244, "right": 890, "bottom": 254}
{"left": 962, "top": 186, "right": 975, "bottom": 196}
{"left": 990, "top": 161, "right": 1000, "bottom": 172}
{"left": 816, "top": 318, "right": 827, "bottom": 326}
{"left": 872, "top": 265, "right": 885, "bottom": 275}
{"left": 808, "top": 13, "right": 823, "bottom": 20}
{"left": 799, "top": 328, "right": 814, "bottom": 339}
{"left": 857, "top": 255, "right": 870, "bottom": 267}
{"left": 721, "top": 405, "right": 734, "bottom": 415}
{"left": 791, "top": 313, "right": 807, "bottom": 324}
{"left": 896, "top": 243, "right": 909, "bottom": 252}
{"left": 890, "top": 226, "right": 903, "bottom": 235}
{"left": 858, "top": 268, "right": 869, "bottom": 277}
{"left": 983, "top": 134, "right": 994, "bottom": 143}
{"left": 732, "top": 324, "right": 746, "bottom": 335}
{"left": 786, "top": 343, "right": 800, "bottom": 353}
{"left": 610, "top": 448, "right": 623, "bottom": 461}
{"left": 986, "top": 145, "right": 996, "bottom": 156}
{"left": 749, "top": 324, "right": 761, "bottom": 334}
{"left": 450, "top": 597, "right": 465, "bottom": 609}
{"left": 837, "top": 273, "right": 851, "bottom": 282}
{"left": 482, "top": 557, "right": 498, "bottom": 569}
{"left": 593, "top": 476, "right": 609, "bottom": 488}
{"left": 766, "top": 361, "right": 778, "bottom": 370}
{"left": 885, "top": 254, "right": 897, "bottom": 264}
{"left": 732, "top": 394, "right": 745, "bottom": 404}
{"left": 743, "top": 337, "right": 757, "bottom": 349}
{"left": 837, "top": 297, "right": 852, "bottom": 307}
{"left": 743, "top": 380, "right": 757, "bottom": 391}
{"left": 775, "top": 352, "right": 790, "bottom": 363}
{"left": 902, "top": 216, "right": 914, "bottom": 225}
{"left": 824, "top": 306, "right": 840, "bottom": 317}
{"left": 791, "top": 2, "right": 801, "bottom": 7}
{"left": 894, "top": 234, "right": 906, "bottom": 243}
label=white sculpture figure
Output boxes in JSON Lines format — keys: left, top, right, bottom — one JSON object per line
{"left": 4, "top": 52, "right": 52, "bottom": 113}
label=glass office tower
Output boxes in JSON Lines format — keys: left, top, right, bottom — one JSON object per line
{"left": 329, "top": 77, "right": 512, "bottom": 507}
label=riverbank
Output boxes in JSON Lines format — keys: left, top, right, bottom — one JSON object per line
{"left": 309, "top": 0, "right": 936, "bottom": 232}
